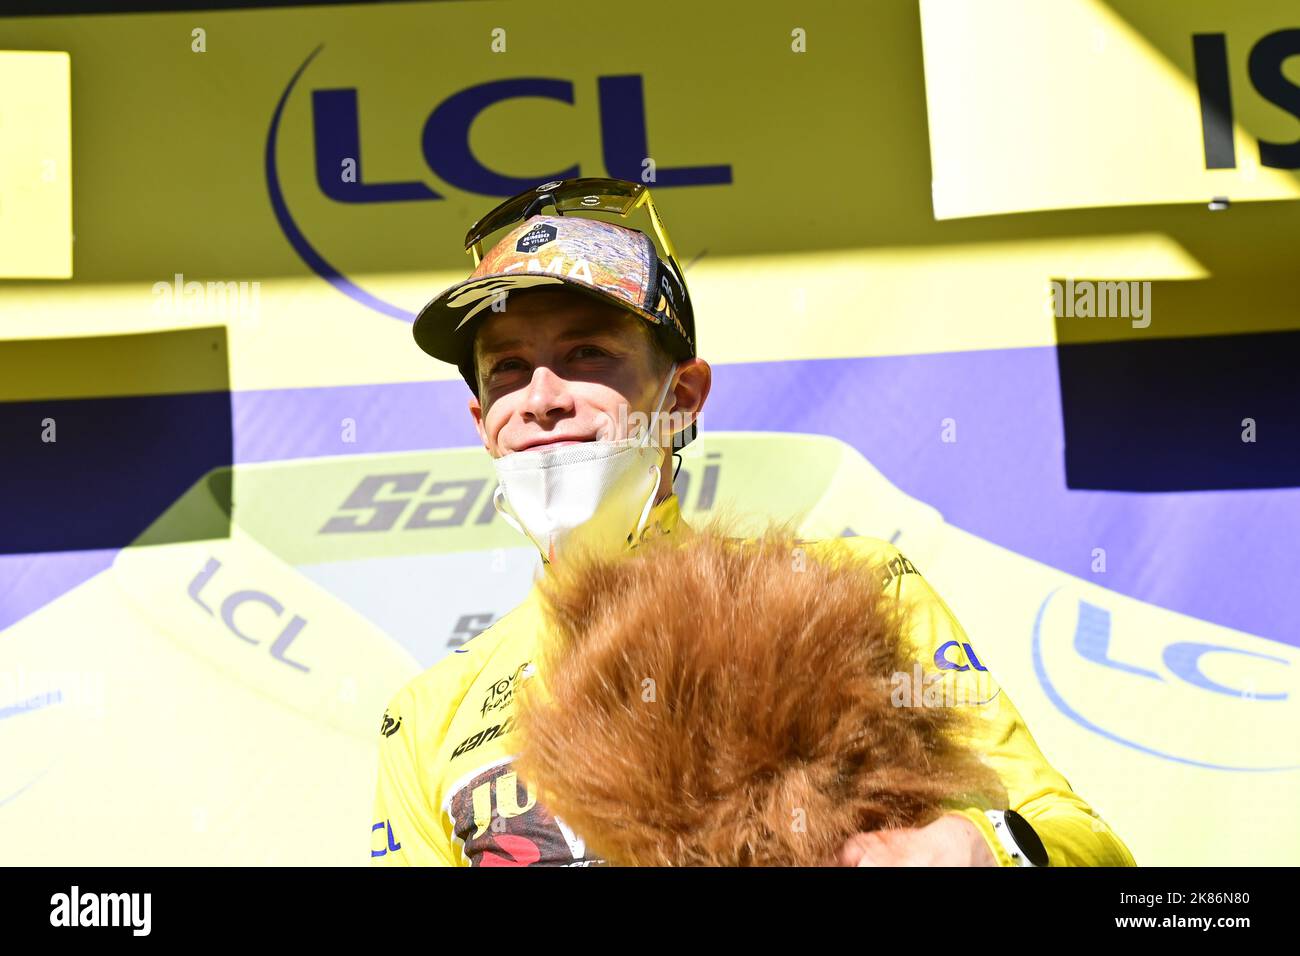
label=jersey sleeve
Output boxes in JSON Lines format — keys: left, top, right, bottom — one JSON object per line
{"left": 879, "top": 544, "right": 1137, "bottom": 867}
{"left": 370, "top": 682, "right": 459, "bottom": 867}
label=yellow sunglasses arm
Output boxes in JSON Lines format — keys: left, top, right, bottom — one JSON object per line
{"left": 634, "top": 190, "right": 682, "bottom": 266}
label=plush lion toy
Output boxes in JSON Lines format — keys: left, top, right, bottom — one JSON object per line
{"left": 513, "top": 518, "right": 1006, "bottom": 867}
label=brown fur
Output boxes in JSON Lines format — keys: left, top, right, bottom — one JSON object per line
{"left": 513, "top": 516, "right": 1006, "bottom": 867}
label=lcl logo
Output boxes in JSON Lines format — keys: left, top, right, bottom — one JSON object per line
{"left": 267, "top": 46, "right": 732, "bottom": 321}
{"left": 1033, "top": 589, "right": 1296, "bottom": 770}
{"left": 311, "top": 74, "right": 732, "bottom": 202}
{"left": 187, "top": 557, "right": 311, "bottom": 673}
{"left": 371, "top": 820, "right": 401, "bottom": 858}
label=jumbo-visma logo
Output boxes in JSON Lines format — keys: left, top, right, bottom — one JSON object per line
{"left": 1031, "top": 586, "right": 1298, "bottom": 771}
{"left": 265, "top": 46, "right": 732, "bottom": 322}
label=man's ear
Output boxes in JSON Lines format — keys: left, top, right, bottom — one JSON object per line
{"left": 668, "top": 358, "right": 711, "bottom": 438}
{"left": 469, "top": 394, "right": 490, "bottom": 451}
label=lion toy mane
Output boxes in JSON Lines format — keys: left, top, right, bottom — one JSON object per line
{"left": 513, "top": 518, "right": 1006, "bottom": 867}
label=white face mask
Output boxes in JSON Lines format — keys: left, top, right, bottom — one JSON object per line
{"left": 492, "top": 363, "right": 679, "bottom": 564}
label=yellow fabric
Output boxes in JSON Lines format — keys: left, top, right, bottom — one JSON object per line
{"left": 370, "top": 494, "right": 1136, "bottom": 867}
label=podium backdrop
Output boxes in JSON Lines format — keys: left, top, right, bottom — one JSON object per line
{"left": 2, "top": 0, "right": 1298, "bottom": 865}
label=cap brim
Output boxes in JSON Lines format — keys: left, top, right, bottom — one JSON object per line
{"left": 412, "top": 271, "right": 660, "bottom": 371}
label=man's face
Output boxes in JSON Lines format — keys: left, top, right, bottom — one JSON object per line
{"left": 468, "top": 289, "right": 672, "bottom": 458}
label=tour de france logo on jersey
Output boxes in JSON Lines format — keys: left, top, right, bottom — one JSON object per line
{"left": 481, "top": 661, "right": 533, "bottom": 718}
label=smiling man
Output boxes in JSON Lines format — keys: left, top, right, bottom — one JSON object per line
{"left": 370, "top": 178, "right": 1136, "bottom": 868}
{"left": 466, "top": 287, "right": 707, "bottom": 566}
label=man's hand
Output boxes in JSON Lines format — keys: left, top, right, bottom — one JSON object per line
{"left": 836, "top": 813, "right": 998, "bottom": 867}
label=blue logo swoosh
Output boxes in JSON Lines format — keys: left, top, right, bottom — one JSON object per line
{"left": 265, "top": 45, "right": 416, "bottom": 322}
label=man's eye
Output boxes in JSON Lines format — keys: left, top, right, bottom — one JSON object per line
{"left": 573, "top": 346, "right": 608, "bottom": 359}
{"left": 491, "top": 358, "right": 525, "bottom": 373}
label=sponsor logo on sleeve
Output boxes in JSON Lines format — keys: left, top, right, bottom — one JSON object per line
{"left": 880, "top": 553, "right": 921, "bottom": 590}
{"left": 371, "top": 819, "right": 402, "bottom": 857}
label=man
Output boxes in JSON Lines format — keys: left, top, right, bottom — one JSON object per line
{"left": 370, "top": 178, "right": 1136, "bottom": 867}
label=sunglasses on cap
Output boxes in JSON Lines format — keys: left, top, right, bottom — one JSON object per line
{"left": 464, "top": 176, "right": 684, "bottom": 274}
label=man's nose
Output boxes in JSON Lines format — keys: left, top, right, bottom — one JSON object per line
{"left": 521, "top": 365, "right": 575, "bottom": 421}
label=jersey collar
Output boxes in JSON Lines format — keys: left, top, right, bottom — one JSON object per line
{"left": 637, "top": 492, "right": 690, "bottom": 548}
{"left": 535, "top": 492, "right": 690, "bottom": 574}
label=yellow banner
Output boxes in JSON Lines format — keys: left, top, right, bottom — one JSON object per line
{"left": 0, "top": 51, "right": 72, "bottom": 278}
{"left": 922, "top": 0, "right": 1300, "bottom": 218}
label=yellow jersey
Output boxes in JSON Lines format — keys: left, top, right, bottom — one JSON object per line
{"left": 370, "top": 494, "right": 1137, "bottom": 867}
